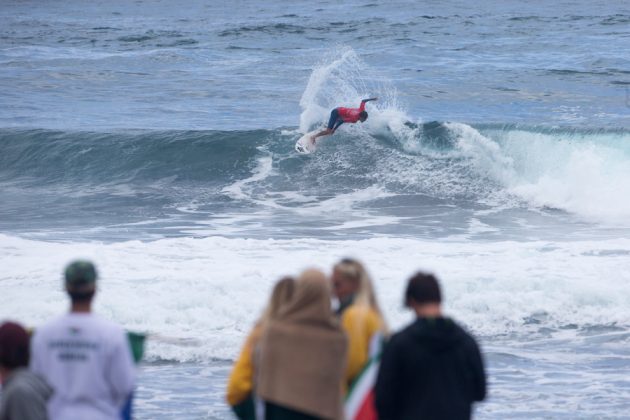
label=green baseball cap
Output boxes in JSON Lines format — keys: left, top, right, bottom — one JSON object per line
{"left": 64, "top": 260, "right": 98, "bottom": 287}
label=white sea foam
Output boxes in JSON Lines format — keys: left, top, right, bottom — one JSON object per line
{"left": 0, "top": 45, "right": 165, "bottom": 63}
{"left": 443, "top": 125, "right": 630, "bottom": 223}
{"left": 1, "top": 233, "right": 629, "bottom": 362}
{"left": 221, "top": 152, "right": 274, "bottom": 201}
{"left": 291, "top": 185, "right": 395, "bottom": 217}
{"left": 499, "top": 130, "right": 630, "bottom": 223}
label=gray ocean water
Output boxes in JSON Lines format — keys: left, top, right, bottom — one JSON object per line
{"left": 1, "top": 0, "right": 630, "bottom": 418}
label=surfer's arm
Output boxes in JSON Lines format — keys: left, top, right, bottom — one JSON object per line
{"left": 359, "top": 97, "right": 377, "bottom": 111}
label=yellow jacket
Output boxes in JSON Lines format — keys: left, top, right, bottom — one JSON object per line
{"left": 226, "top": 323, "right": 264, "bottom": 406}
{"left": 340, "top": 304, "right": 384, "bottom": 388}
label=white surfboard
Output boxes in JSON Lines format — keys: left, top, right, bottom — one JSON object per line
{"left": 295, "top": 131, "right": 317, "bottom": 154}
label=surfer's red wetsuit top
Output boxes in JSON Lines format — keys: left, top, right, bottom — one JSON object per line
{"left": 337, "top": 101, "right": 367, "bottom": 123}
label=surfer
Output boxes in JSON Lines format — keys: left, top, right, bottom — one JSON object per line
{"left": 311, "top": 97, "right": 378, "bottom": 143}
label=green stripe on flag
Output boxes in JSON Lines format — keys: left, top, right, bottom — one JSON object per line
{"left": 126, "top": 331, "right": 146, "bottom": 364}
{"left": 345, "top": 353, "right": 381, "bottom": 400}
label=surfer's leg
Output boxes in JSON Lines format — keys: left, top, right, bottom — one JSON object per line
{"left": 327, "top": 108, "right": 340, "bottom": 130}
{"left": 312, "top": 109, "right": 339, "bottom": 142}
{"left": 312, "top": 128, "right": 333, "bottom": 142}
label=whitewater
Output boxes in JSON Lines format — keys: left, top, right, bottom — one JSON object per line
{"left": 2, "top": 0, "right": 630, "bottom": 418}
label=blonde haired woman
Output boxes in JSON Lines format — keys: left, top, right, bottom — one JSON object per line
{"left": 226, "top": 277, "right": 295, "bottom": 420}
{"left": 331, "top": 258, "right": 388, "bottom": 388}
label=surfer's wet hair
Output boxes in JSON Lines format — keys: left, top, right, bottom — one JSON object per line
{"left": 359, "top": 111, "right": 368, "bottom": 121}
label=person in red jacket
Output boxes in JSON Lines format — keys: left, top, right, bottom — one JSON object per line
{"left": 311, "top": 97, "right": 378, "bottom": 143}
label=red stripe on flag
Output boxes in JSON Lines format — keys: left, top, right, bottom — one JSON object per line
{"left": 355, "top": 389, "right": 377, "bottom": 420}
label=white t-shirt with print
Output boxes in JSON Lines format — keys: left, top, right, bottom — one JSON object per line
{"left": 30, "top": 312, "right": 136, "bottom": 420}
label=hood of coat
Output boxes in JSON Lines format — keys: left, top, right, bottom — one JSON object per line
{"left": 3, "top": 368, "right": 53, "bottom": 401}
{"left": 408, "top": 317, "right": 467, "bottom": 352}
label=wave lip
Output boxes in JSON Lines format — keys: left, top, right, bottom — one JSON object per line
{"left": 477, "top": 125, "right": 630, "bottom": 223}
{"left": 3, "top": 122, "right": 630, "bottom": 230}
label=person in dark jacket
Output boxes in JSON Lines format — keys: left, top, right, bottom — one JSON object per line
{"left": 375, "top": 272, "right": 486, "bottom": 420}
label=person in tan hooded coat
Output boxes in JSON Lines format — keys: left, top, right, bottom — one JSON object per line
{"left": 257, "top": 269, "right": 348, "bottom": 420}
{"left": 226, "top": 277, "right": 296, "bottom": 420}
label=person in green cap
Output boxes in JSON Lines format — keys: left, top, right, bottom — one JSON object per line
{"left": 30, "top": 260, "right": 136, "bottom": 420}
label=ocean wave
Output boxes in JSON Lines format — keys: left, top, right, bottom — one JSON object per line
{"left": 2, "top": 123, "right": 630, "bottom": 225}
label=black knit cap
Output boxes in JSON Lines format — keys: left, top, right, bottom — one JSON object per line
{"left": 0, "top": 322, "right": 29, "bottom": 368}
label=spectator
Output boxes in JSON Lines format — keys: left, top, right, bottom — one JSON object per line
{"left": 30, "top": 260, "right": 136, "bottom": 420}
{"left": 0, "top": 321, "right": 51, "bottom": 420}
{"left": 331, "top": 258, "right": 388, "bottom": 387}
{"left": 257, "top": 269, "right": 348, "bottom": 420}
{"left": 375, "top": 272, "right": 486, "bottom": 420}
{"left": 226, "top": 276, "right": 295, "bottom": 420}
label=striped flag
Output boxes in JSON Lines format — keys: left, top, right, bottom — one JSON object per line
{"left": 345, "top": 333, "right": 383, "bottom": 420}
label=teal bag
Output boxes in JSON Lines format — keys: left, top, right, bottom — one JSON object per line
{"left": 232, "top": 396, "right": 256, "bottom": 420}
